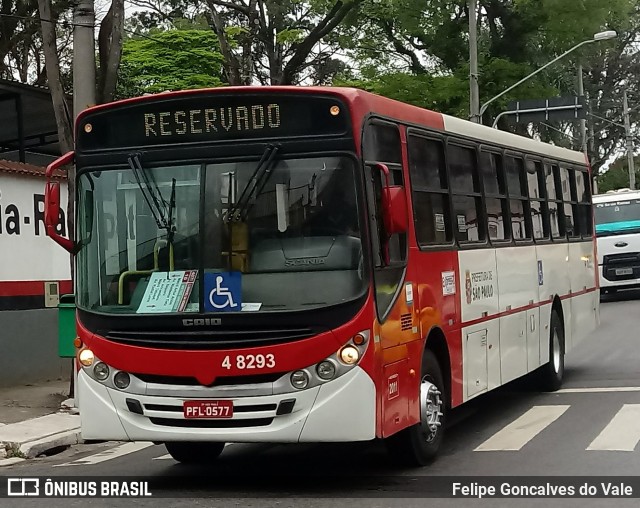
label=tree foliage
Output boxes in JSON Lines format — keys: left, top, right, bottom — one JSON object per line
{"left": 342, "top": 0, "right": 639, "bottom": 174}
{"left": 597, "top": 157, "right": 640, "bottom": 193}
{"left": 115, "top": 28, "right": 226, "bottom": 98}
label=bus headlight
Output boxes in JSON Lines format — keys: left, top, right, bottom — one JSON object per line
{"left": 78, "top": 348, "right": 95, "bottom": 367}
{"left": 291, "top": 370, "right": 309, "bottom": 389}
{"left": 93, "top": 362, "right": 110, "bottom": 381}
{"left": 339, "top": 345, "right": 360, "bottom": 365}
{"left": 114, "top": 371, "right": 131, "bottom": 389}
{"left": 316, "top": 361, "right": 337, "bottom": 380}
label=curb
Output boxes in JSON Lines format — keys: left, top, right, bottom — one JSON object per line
{"left": 20, "top": 428, "right": 82, "bottom": 458}
{"left": 0, "top": 413, "right": 82, "bottom": 461}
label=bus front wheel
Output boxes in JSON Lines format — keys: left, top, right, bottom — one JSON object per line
{"left": 165, "top": 441, "right": 225, "bottom": 464}
{"left": 385, "top": 350, "right": 446, "bottom": 466}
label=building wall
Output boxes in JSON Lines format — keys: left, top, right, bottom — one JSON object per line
{"left": 0, "top": 309, "right": 70, "bottom": 386}
{"left": 0, "top": 168, "right": 71, "bottom": 385}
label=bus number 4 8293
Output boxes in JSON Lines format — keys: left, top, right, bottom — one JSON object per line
{"left": 221, "top": 354, "right": 276, "bottom": 370}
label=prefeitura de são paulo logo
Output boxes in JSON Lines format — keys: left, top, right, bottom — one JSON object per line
{"left": 465, "top": 270, "right": 472, "bottom": 305}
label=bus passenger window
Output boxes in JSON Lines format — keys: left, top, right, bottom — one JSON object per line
{"left": 448, "top": 144, "right": 484, "bottom": 243}
{"left": 408, "top": 135, "right": 451, "bottom": 245}
{"left": 480, "top": 151, "right": 509, "bottom": 242}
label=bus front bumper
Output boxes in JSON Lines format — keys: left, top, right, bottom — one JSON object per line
{"left": 77, "top": 367, "right": 376, "bottom": 443}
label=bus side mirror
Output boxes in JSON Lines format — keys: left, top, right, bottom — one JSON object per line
{"left": 375, "top": 163, "right": 408, "bottom": 236}
{"left": 45, "top": 181, "right": 60, "bottom": 228}
{"left": 45, "top": 151, "right": 75, "bottom": 253}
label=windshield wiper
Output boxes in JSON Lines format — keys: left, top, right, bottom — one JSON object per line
{"left": 226, "top": 144, "right": 280, "bottom": 222}
{"left": 127, "top": 153, "right": 175, "bottom": 239}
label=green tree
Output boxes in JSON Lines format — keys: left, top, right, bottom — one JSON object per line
{"left": 115, "top": 28, "right": 226, "bottom": 99}
{"left": 597, "top": 156, "right": 640, "bottom": 193}
{"left": 127, "top": 0, "right": 363, "bottom": 85}
{"left": 342, "top": 0, "right": 639, "bottom": 168}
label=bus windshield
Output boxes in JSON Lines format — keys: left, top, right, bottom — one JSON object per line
{"left": 76, "top": 155, "right": 366, "bottom": 314}
{"left": 594, "top": 199, "right": 640, "bottom": 236}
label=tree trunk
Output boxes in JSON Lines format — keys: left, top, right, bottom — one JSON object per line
{"left": 38, "top": 0, "right": 73, "bottom": 154}
{"left": 98, "top": 0, "right": 125, "bottom": 103}
{"left": 38, "top": 0, "right": 74, "bottom": 285}
{"left": 206, "top": 1, "right": 243, "bottom": 85}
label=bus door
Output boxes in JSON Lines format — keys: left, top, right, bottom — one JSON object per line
{"left": 362, "top": 121, "right": 419, "bottom": 436}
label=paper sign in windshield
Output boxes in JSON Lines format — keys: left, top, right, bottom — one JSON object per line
{"left": 136, "top": 270, "right": 197, "bottom": 313}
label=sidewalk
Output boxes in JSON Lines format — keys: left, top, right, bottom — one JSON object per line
{"left": 0, "top": 380, "right": 81, "bottom": 465}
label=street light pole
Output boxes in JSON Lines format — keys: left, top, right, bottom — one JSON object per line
{"left": 479, "top": 30, "right": 616, "bottom": 123}
{"left": 623, "top": 87, "right": 636, "bottom": 189}
{"left": 469, "top": 0, "right": 480, "bottom": 123}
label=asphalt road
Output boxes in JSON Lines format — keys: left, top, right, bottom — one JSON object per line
{"left": 3, "top": 290, "right": 640, "bottom": 506}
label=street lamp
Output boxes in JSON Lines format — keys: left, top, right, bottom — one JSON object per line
{"left": 478, "top": 30, "right": 617, "bottom": 122}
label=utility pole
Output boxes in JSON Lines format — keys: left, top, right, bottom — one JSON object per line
{"left": 623, "top": 87, "right": 635, "bottom": 189}
{"left": 73, "top": 0, "right": 96, "bottom": 118}
{"left": 70, "top": 0, "right": 96, "bottom": 402}
{"left": 577, "top": 62, "right": 587, "bottom": 155}
{"left": 469, "top": 0, "right": 480, "bottom": 123}
{"left": 589, "top": 110, "right": 598, "bottom": 193}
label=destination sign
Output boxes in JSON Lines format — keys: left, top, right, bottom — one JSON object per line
{"left": 77, "top": 93, "right": 349, "bottom": 151}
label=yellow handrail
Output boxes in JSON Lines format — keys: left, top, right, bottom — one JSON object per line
{"left": 117, "top": 239, "right": 175, "bottom": 304}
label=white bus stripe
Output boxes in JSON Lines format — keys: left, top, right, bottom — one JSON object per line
{"left": 54, "top": 442, "right": 154, "bottom": 467}
{"left": 587, "top": 404, "right": 640, "bottom": 451}
{"left": 474, "top": 405, "right": 570, "bottom": 451}
{"left": 152, "top": 454, "right": 172, "bottom": 460}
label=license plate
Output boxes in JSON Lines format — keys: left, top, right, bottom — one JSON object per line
{"left": 615, "top": 268, "right": 633, "bottom": 276}
{"left": 183, "top": 400, "right": 233, "bottom": 419}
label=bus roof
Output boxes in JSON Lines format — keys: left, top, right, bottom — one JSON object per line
{"left": 77, "top": 86, "right": 587, "bottom": 165}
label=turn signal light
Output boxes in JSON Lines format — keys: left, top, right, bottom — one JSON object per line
{"left": 353, "top": 333, "right": 367, "bottom": 346}
{"left": 73, "top": 337, "right": 82, "bottom": 348}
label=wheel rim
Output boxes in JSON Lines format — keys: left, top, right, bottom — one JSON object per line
{"left": 552, "top": 330, "right": 561, "bottom": 374}
{"left": 420, "top": 377, "right": 443, "bottom": 442}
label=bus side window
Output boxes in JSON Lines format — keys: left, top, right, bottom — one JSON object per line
{"left": 408, "top": 135, "right": 451, "bottom": 245}
{"left": 526, "top": 159, "right": 548, "bottom": 240}
{"left": 504, "top": 154, "right": 531, "bottom": 241}
{"left": 560, "top": 166, "right": 578, "bottom": 238}
{"left": 480, "top": 150, "right": 509, "bottom": 242}
{"left": 448, "top": 143, "right": 484, "bottom": 243}
{"left": 575, "top": 168, "right": 592, "bottom": 237}
{"left": 545, "top": 164, "right": 564, "bottom": 239}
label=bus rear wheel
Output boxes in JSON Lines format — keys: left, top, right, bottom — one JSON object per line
{"left": 539, "top": 310, "right": 565, "bottom": 391}
{"left": 165, "top": 441, "right": 225, "bottom": 464}
{"left": 385, "top": 350, "right": 446, "bottom": 466}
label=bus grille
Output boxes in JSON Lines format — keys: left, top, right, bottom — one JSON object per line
{"left": 133, "top": 372, "right": 283, "bottom": 387}
{"left": 105, "top": 327, "right": 314, "bottom": 350}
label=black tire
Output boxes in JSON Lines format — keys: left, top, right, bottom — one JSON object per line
{"left": 385, "top": 350, "right": 447, "bottom": 466}
{"left": 165, "top": 441, "right": 225, "bottom": 464}
{"left": 539, "top": 310, "right": 565, "bottom": 391}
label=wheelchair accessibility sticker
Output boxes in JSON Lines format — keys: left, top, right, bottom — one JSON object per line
{"left": 205, "top": 272, "right": 241, "bottom": 312}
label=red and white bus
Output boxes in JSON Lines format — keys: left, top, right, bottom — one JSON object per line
{"left": 44, "top": 87, "right": 599, "bottom": 465}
